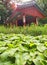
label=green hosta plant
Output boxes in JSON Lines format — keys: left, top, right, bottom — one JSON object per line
{"left": 0, "top": 34, "right": 47, "bottom": 65}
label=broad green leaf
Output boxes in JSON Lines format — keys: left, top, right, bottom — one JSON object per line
{"left": 44, "top": 42, "right": 47, "bottom": 47}
{"left": 15, "top": 53, "right": 26, "bottom": 65}
{"left": 0, "top": 47, "right": 8, "bottom": 53}
{"left": 37, "top": 44, "right": 46, "bottom": 52}
{"left": 0, "top": 61, "right": 14, "bottom": 65}
{"left": 44, "top": 49, "right": 47, "bottom": 57}
{"left": 41, "top": 60, "right": 47, "bottom": 65}
{"left": 33, "top": 59, "right": 43, "bottom": 65}
{"left": 0, "top": 51, "right": 9, "bottom": 61}
{"left": 0, "top": 41, "right": 6, "bottom": 47}
{"left": 36, "top": 53, "right": 46, "bottom": 60}
{"left": 7, "top": 44, "right": 14, "bottom": 48}
{"left": 0, "top": 48, "right": 17, "bottom": 61}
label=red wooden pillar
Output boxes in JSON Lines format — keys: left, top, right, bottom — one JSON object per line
{"left": 23, "top": 15, "right": 26, "bottom": 27}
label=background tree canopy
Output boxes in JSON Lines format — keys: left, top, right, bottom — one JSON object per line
{"left": 35, "top": 0, "right": 47, "bottom": 24}
{"left": 0, "top": 1, "right": 7, "bottom": 24}
{"left": 36, "top": 0, "right": 47, "bottom": 14}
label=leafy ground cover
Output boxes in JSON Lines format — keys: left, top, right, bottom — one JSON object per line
{"left": 0, "top": 33, "right": 47, "bottom": 65}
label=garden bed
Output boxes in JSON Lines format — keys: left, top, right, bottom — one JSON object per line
{"left": 0, "top": 33, "right": 47, "bottom": 65}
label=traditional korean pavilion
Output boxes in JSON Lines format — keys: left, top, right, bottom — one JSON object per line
{"left": 3, "top": 0, "right": 46, "bottom": 26}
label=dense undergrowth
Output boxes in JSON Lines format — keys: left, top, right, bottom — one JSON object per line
{"left": 0, "top": 24, "right": 47, "bottom": 36}
{"left": 0, "top": 33, "right": 47, "bottom": 65}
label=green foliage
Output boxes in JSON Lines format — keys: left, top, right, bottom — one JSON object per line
{"left": 36, "top": 0, "right": 47, "bottom": 14}
{"left": 0, "top": 34, "right": 47, "bottom": 65}
{"left": 39, "top": 18, "right": 47, "bottom": 24}
{"left": 0, "top": 24, "right": 47, "bottom": 36}
{"left": 0, "top": 3, "right": 7, "bottom": 24}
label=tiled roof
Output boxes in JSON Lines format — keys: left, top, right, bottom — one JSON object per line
{"left": 17, "top": 1, "right": 35, "bottom": 9}
{"left": 17, "top": 1, "right": 47, "bottom": 17}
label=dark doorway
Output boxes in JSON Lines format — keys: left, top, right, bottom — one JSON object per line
{"left": 26, "top": 15, "right": 36, "bottom": 25}
{"left": 17, "top": 19, "right": 23, "bottom": 26}
{"left": 26, "top": 15, "right": 33, "bottom": 26}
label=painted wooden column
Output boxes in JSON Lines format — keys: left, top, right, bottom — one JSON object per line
{"left": 35, "top": 17, "right": 39, "bottom": 25}
{"left": 23, "top": 15, "right": 26, "bottom": 27}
